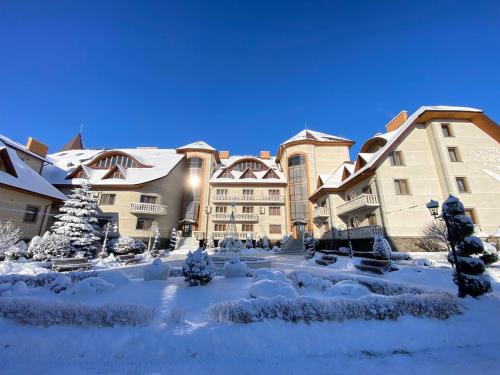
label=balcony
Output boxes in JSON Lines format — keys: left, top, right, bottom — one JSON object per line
{"left": 336, "top": 194, "right": 379, "bottom": 216}
{"left": 211, "top": 213, "right": 258, "bottom": 222}
{"left": 336, "top": 225, "right": 384, "bottom": 240}
{"left": 212, "top": 231, "right": 253, "bottom": 240}
{"left": 129, "top": 202, "right": 168, "bottom": 216}
{"left": 213, "top": 194, "right": 285, "bottom": 204}
{"left": 313, "top": 206, "right": 329, "bottom": 219}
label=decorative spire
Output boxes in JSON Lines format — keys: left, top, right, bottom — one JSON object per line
{"left": 60, "top": 132, "right": 84, "bottom": 151}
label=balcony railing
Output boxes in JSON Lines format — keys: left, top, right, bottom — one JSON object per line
{"left": 313, "top": 206, "right": 329, "bottom": 219}
{"left": 336, "top": 194, "right": 379, "bottom": 215}
{"left": 336, "top": 225, "right": 384, "bottom": 240}
{"left": 213, "top": 194, "right": 285, "bottom": 204}
{"left": 212, "top": 231, "right": 253, "bottom": 240}
{"left": 211, "top": 213, "right": 258, "bottom": 222}
{"left": 129, "top": 202, "right": 168, "bottom": 216}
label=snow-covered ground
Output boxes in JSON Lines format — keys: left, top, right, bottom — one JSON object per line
{"left": 1, "top": 252, "right": 499, "bottom": 374}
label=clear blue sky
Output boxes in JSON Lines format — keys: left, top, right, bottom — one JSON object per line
{"left": 1, "top": 0, "right": 499, "bottom": 157}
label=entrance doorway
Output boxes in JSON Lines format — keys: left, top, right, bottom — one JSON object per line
{"left": 292, "top": 220, "right": 307, "bottom": 241}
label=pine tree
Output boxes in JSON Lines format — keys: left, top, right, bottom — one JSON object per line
{"left": 169, "top": 228, "right": 178, "bottom": 251}
{"left": 182, "top": 247, "right": 215, "bottom": 286}
{"left": 262, "top": 235, "right": 270, "bottom": 250}
{"left": 245, "top": 232, "right": 253, "bottom": 248}
{"left": 151, "top": 222, "right": 161, "bottom": 254}
{"left": 303, "top": 233, "right": 316, "bottom": 259}
{"left": 51, "top": 181, "right": 100, "bottom": 257}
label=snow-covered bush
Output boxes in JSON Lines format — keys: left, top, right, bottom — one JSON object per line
{"left": 219, "top": 236, "right": 244, "bottom": 253}
{"left": 67, "top": 277, "right": 115, "bottom": 296}
{"left": 245, "top": 233, "right": 253, "bottom": 249}
{"left": 262, "top": 235, "right": 270, "bottom": 250}
{"left": 373, "top": 235, "right": 391, "bottom": 260}
{"left": 0, "top": 298, "right": 155, "bottom": 327}
{"left": 209, "top": 292, "right": 460, "bottom": 324}
{"left": 249, "top": 279, "right": 298, "bottom": 299}
{"left": 169, "top": 228, "right": 178, "bottom": 251}
{"left": 0, "top": 220, "right": 22, "bottom": 255}
{"left": 36, "top": 233, "right": 72, "bottom": 260}
{"left": 390, "top": 252, "right": 412, "bottom": 261}
{"left": 253, "top": 268, "right": 288, "bottom": 283}
{"left": 98, "top": 270, "right": 130, "bottom": 286}
{"left": 0, "top": 270, "right": 97, "bottom": 288}
{"left": 323, "top": 280, "right": 371, "bottom": 298}
{"left": 4, "top": 241, "right": 29, "bottom": 260}
{"left": 255, "top": 236, "right": 263, "bottom": 249}
{"left": 296, "top": 272, "right": 315, "bottom": 288}
{"left": 49, "top": 275, "right": 72, "bottom": 293}
{"left": 51, "top": 181, "right": 100, "bottom": 257}
{"left": 143, "top": 258, "right": 169, "bottom": 281}
{"left": 182, "top": 248, "right": 215, "bottom": 286}
{"left": 303, "top": 233, "right": 316, "bottom": 260}
{"left": 272, "top": 246, "right": 281, "bottom": 252}
{"left": 150, "top": 222, "right": 161, "bottom": 255}
{"left": 223, "top": 257, "right": 248, "bottom": 278}
{"left": 108, "top": 236, "right": 146, "bottom": 255}
{"left": 480, "top": 242, "right": 498, "bottom": 265}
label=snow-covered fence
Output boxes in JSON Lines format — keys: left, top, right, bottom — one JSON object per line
{"left": 0, "top": 298, "right": 155, "bottom": 327}
{"left": 209, "top": 293, "right": 460, "bottom": 324}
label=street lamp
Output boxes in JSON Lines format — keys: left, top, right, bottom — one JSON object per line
{"left": 426, "top": 198, "right": 466, "bottom": 298}
{"left": 338, "top": 224, "right": 354, "bottom": 259}
{"left": 101, "top": 220, "right": 117, "bottom": 258}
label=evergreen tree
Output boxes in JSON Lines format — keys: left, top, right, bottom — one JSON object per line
{"left": 245, "top": 232, "right": 253, "bottom": 248}
{"left": 151, "top": 222, "right": 161, "bottom": 254}
{"left": 51, "top": 181, "right": 100, "bottom": 257}
{"left": 169, "top": 228, "right": 178, "bottom": 251}
{"left": 182, "top": 247, "right": 215, "bottom": 286}
{"left": 303, "top": 233, "right": 316, "bottom": 259}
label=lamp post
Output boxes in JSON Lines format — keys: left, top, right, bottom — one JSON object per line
{"left": 101, "top": 220, "right": 117, "bottom": 258}
{"left": 426, "top": 199, "right": 466, "bottom": 298}
{"left": 338, "top": 224, "right": 354, "bottom": 259}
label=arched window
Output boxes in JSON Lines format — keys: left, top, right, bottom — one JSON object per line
{"left": 92, "top": 154, "right": 139, "bottom": 169}
{"left": 181, "top": 157, "right": 204, "bottom": 223}
{"left": 231, "top": 159, "right": 267, "bottom": 172}
{"left": 288, "top": 155, "right": 309, "bottom": 222}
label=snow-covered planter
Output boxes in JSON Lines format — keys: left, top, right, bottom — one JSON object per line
{"left": 0, "top": 298, "right": 155, "bottom": 327}
{"left": 182, "top": 248, "right": 215, "bottom": 286}
{"left": 143, "top": 258, "right": 169, "bottom": 281}
{"left": 249, "top": 279, "right": 298, "bottom": 299}
{"left": 209, "top": 293, "right": 461, "bottom": 324}
{"left": 373, "top": 235, "right": 391, "bottom": 260}
{"left": 108, "top": 236, "right": 146, "bottom": 255}
{"left": 223, "top": 257, "right": 248, "bottom": 278}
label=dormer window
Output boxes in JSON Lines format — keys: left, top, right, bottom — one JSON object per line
{"left": 102, "top": 165, "right": 126, "bottom": 180}
{"left": 263, "top": 169, "right": 279, "bottom": 179}
{"left": 76, "top": 170, "right": 89, "bottom": 179}
{"left": 240, "top": 168, "right": 257, "bottom": 179}
{"left": 220, "top": 169, "right": 234, "bottom": 179}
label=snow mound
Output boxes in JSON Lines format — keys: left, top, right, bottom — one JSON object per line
{"left": 413, "top": 258, "right": 435, "bottom": 267}
{"left": 249, "top": 279, "right": 298, "bottom": 299}
{"left": 49, "top": 275, "right": 72, "bottom": 293}
{"left": 98, "top": 271, "right": 130, "bottom": 286}
{"left": 0, "top": 261, "right": 51, "bottom": 276}
{"left": 296, "top": 272, "right": 315, "bottom": 288}
{"left": 324, "top": 280, "right": 371, "bottom": 298}
{"left": 224, "top": 257, "right": 248, "bottom": 278}
{"left": 143, "top": 258, "right": 169, "bottom": 281}
{"left": 67, "top": 277, "right": 115, "bottom": 296}
{"left": 253, "top": 268, "right": 288, "bottom": 283}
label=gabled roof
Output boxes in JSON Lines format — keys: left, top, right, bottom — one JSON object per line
{"left": 102, "top": 164, "right": 127, "bottom": 180}
{"left": 60, "top": 133, "right": 84, "bottom": 151}
{"left": 211, "top": 155, "right": 286, "bottom": 184}
{"left": 0, "top": 142, "right": 66, "bottom": 200}
{"left": 177, "top": 140, "right": 216, "bottom": 151}
{"left": 0, "top": 134, "right": 51, "bottom": 163}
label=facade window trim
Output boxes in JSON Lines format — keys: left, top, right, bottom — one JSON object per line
{"left": 394, "top": 178, "right": 411, "bottom": 195}
{"left": 23, "top": 205, "right": 40, "bottom": 223}
{"left": 455, "top": 177, "right": 471, "bottom": 193}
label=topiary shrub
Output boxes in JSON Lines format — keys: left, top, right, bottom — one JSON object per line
{"left": 480, "top": 242, "right": 499, "bottom": 265}
{"left": 373, "top": 235, "right": 391, "bottom": 260}
{"left": 182, "top": 248, "right": 215, "bottom": 286}
{"left": 108, "top": 236, "right": 146, "bottom": 255}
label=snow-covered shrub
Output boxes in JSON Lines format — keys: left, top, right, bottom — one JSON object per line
{"left": 303, "top": 233, "right": 316, "bottom": 260}
{"left": 66, "top": 277, "right": 115, "bottom": 296}
{"left": 206, "top": 233, "right": 215, "bottom": 249}
{"left": 0, "top": 298, "right": 155, "bottom": 327}
{"left": 223, "top": 257, "right": 248, "bottom": 278}
{"left": 51, "top": 181, "right": 100, "bottom": 257}
{"left": 413, "top": 258, "right": 435, "bottom": 267}
{"left": 182, "top": 248, "right": 215, "bottom": 286}
{"left": 49, "top": 275, "right": 72, "bottom": 293}
{"left": 0, "top": 270, "right": 97, "bottom": 289}
{"left": 219, "top": 236, "right": 244, "bottom": 253}
{"left": 373, "top": 235, "right": 391, "bottom": 260}
{"left": 272, "top": 246, "right": 281, "bottom": 252}
{"left": 209, "top": 292, "right": 460, "bottom": 323}
{"left": 262, "top": 235, "right": 270, "bottom": 250}
{"left": 324, "top": 280, "right": 371, "bottom": 298}
{"left": 249, "top": 279, "right": 298, "bottom": 299}
{"left": 98, "top": 270, "right": 130, "bottom": 286}
{"left": 245, "top": 233, "right": 253, "bottom": 249}
{"left": 108, "top": 236, "right": 146, "bottom": 255}
{"left": 255, "top": 236, "right": 263, "bottom": 249}
{"left": 162, "top": 308, "right": 186, "bottom": 324}
{"left": 169, "top": 228, "right": 178, "bottom": 251}
{"left": 296, "top": 272, "right": 315, "bottom": 288}
{"left": 416, "top": 220, "right": 449, "bottom": 252}
{"left": 480, "top": 242, "right": 499, "bottom": 265}
{"left": 253, "top": 268, "right": 288, "bottom": 283}
{"left": 390, "top": 252, "right": 412, "bottom": 261}
{"left": 36, "top": 233, "right": 72, "bottom": 260}
{"left": 143, "top": 258, "right": 169, "bottom": 281}
{"left": 151, "top": 222, "right": 161, "bottom": 254}
{"left": 4, "top": 241, "right": 29, "bottom": 260}
{"left": 0, "top": 220, "right": 22, "bottom": 255}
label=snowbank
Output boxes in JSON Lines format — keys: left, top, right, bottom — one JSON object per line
{"left": 249, "top": 279, "right": 298, "bottom": 299}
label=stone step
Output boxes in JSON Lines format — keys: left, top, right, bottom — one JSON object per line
{"left": 281, "top": 239, "right": 305, "bottom": 254}
{"left": 175, "top": 236, "right": 200, "bottom": 251}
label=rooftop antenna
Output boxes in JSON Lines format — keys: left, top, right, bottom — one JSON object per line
{"left": 304, "top": 122, "right": 307, "bottom": 130}
{"left": 80, "top": 123, "right": 84, "bottom": 134}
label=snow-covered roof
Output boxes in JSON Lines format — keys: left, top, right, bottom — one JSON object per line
{"left": 44, "top": 148, "right": 185, "bottom": 186}
{"left": 0, "top": 142, "right": 66, "bottom": 200}
{"left": 177, "top": 141, "right": 216, "bottom": 151}
{"left": 210, "top": 155, "right": 286, "bottom": 184}
{"left": 281, "top": 129, "right": 353, "bottom": 146}
{"left": 0, "top": 134, "right": 51, "bottom": 163}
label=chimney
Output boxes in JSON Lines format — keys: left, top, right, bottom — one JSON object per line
{"left": 219, "top": 150, "right": 230, "bottom": 159}
{"left": 26, "top": 137, "right": 49, "bottom": 158}
{"left": 385, "top": 111, "right": 408, "bottom": 132}
{"left": 260, "top": 151, "right": 270, "bottom": 160}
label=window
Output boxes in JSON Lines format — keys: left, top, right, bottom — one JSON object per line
{"left": 242, "top": 206, "right": 254, "bottom": 213}
{"left": 269, "top": 207, "right": 281, "bottom": 215}
{"left": 220, "top": 170, "right": 234, "bottom": 179}
{"left": 270, "top": 224, "right": 281, "bottom": 234}
{"left": 441, "top": 123, "right": 453, "bottom": 137}
{"left": 464, "top": 209, "right": 478, "bottom": 224}
{"left": 0, "top": 157, "right": 5, "bottom": 172}
{"left": 140, "top": 195, "right": 158, "bottom": 204}
{"left": 181, "top": 157, "right": 203, "bottom": 223}
{"left": 394, "top": 179, "right": 411, "bottom": 195}
{"left": 75, "top": 170, "right": 88, "bottom": 179}
{"left": 215, "top": 206, "right": 227, "bottom": 213}
{"left": 99, "top": 193, "right": 116, "bottom": 205}
{"left": 23, "top": 205, "right": 40, "bottom": 223}
{"left": 110, "top": 170, "right": 124, "bottom": 179}
{"left": 367, "top": 214, "right": 377, "bottom": 226}
{"left": 389, "top": 151, "right": 404, "bottom": 166}
{"left": 362, "top": 185, "right": 373, "bottom": 194}
{"left": 136, "top": 218, "right": 153, "bottom": 230}
{"left": 288, "top": 155, "right": 310, "bottom": 222}
{"left": 263, "top": 169, "right": 279, "bottom": 179}
{"left": 232, "top": 160, "right": 267, "bottom": 172}
{"left": 96, "top": 216, "right": 114, "bottom": 229}
{"left": 456, "top": 177, "right": 470, "bottom": 193}
{"left": 242, "top": 189, "right": 254, "bottom": 195}
{"left": 240, "top": 169, "right": 257, "bottom": 179}
{"left": 447, "top": 147, "right": 461, "bottom": 162}
{"left": 214, "top": 224, "right": 227, "bottom": 231}
{"left": 242, "top": 224, "right": 254, "bottom": 232}
{"left": 94, "top": 154, "right": 138, "bottom": 169}
{"left": 216, "top": 189, "right": 227, "bottom": 195}
{"left": 269, "top": 189, "right": 280, "bottom": 196}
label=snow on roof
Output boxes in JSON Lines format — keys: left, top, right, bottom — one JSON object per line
{"left": 43, "top": 148, "right": 184, "bottom": 186}
{"left": 177, "top": 141, "right": 216, "bottom": 151}
{"left": 281, "top": 129, "right": 353, "bottom": 146}
{"left": 0, "top": 134, "right": 51, "bottom": 163}
{"left": 211, "top": 155, "right": 286, "bottom": 184}
{"left": 0, "top": 142, "right": 66, "bottom": 200}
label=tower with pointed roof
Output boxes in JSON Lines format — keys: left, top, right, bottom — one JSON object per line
{"left": 60, "top": 132, "right": 84, "bottom": 152}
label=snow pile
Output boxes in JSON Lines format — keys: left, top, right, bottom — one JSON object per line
{"left": 143, "top": 258, "right": 169, "bottom": 281}
{"left": 390, "top": 252, "right": 412, "bottom": 261}
{"left": 98, "top": 271, "right": 130, "bottom": 287}
{"left": 413, "top": 258, "right": 435, "bottom": 267}
{"left": 66, "top": 277, "right": 115, "bottom": 296}
{"left": 253, "top": 268, "right": 288, "bottom": 283}
{"left": 95, "top": 253, "right": 121, "bottom": 268}
{"left": 48, "top": 275, "right": 72, "bottom": 293}
{"left": 323, "top": 280, "right": 371, "bottom": 298}
{"left": 249, "top": 279, "right": 298, "bottom": 299}
{"left": 209, "top": 293, "right": 460, "bottom": 324}
{"left": 182, "top": 248, "right": 215, "bottom": 286}
{"left": 224, "top": 257, "right": 248, "bottom": 278}
{"left": 0, "top": 298, "right": 155, "bottom": 327}
{"left": 0, "top": 260, "right": 51, "bottom": 276}
{"left": 1, "top": 281, "right": 30, "bottom": 297}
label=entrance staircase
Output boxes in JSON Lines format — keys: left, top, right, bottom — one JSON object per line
{"left": 175, "top": 236, "right": 200, "bottom": 252}
{"left": 281, "top": 238, "right": 305, "bottom": 254}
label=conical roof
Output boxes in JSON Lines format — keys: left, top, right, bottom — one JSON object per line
{"left": 60, "top": 133, "right": 84, "bottom": 151}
